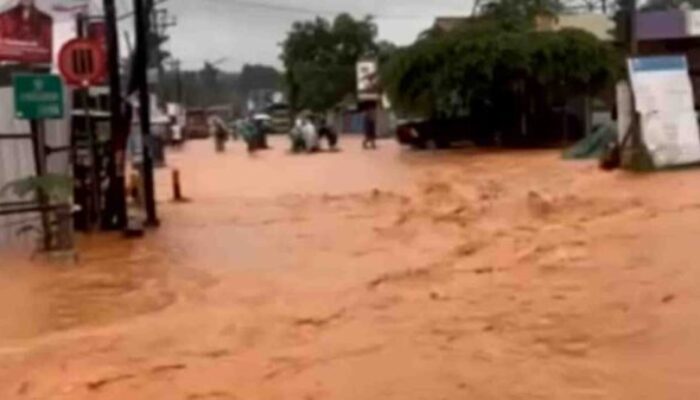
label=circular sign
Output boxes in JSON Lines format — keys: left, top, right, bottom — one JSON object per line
{"left": 58, "top": 38, "right": 107, "bottom": 87}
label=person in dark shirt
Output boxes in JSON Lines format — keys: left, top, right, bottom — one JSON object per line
{"left": 363, "top": 111, "right": 377, "bottom": 150}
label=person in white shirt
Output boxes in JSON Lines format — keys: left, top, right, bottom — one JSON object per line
{"left": 301, "top": 117, "right": 319, "bottom": 153}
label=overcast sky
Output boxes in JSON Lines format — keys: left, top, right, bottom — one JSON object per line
{"left": 158, "top": 0, "right": 475, "bottom": 71}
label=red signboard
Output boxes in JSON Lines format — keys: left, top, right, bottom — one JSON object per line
{"left": 87, "top": 21, "right": 106, "bottom": 50}
{"left": 58, "top": 38, "right": 106, "bottom": 86}
{"left": 0, "top": 0, "right": 53, "bottom": 64}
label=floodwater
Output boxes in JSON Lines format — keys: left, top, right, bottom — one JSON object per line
{"left": 2, "top": 136, "right": 700, "bottom": 399}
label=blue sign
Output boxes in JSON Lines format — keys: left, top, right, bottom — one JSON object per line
{"left": 630, "top": 56, "right": 688, "bottom": 73}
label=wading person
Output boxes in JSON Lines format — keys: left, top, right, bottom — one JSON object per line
{"left": 289, "top": 116, "right": 306, "bottom": 153}
{"left": 318, "top": 117, "right": 339, "bottom": 151}
{"left": 362, "top": 111, "right": 377, "bottom": 150}
{"left": 240, "top": 117, "right": 261, "bottom": 154}
{"left": 210, "top": 116, "right": 228, "bottom": 153}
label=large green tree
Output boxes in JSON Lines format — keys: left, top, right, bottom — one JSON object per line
{"left": 381, "top": 17, "right": 619, "bottom": 145}
{"left": 281, "top": 14, "right": 379, "bottom": 112}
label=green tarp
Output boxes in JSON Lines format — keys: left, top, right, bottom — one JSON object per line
{"left": 563, "top": 124, "right": 618, "bottom": 160}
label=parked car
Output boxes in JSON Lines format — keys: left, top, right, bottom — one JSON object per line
{"left": 396, "top": 108, "right": 585, "bottom": 150}
{"left": 396, "top": 118, "right": 472, "bottom": 149}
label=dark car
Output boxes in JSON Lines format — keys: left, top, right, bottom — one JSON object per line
{"left": 396, "top": 118, "right": 472, "bottom": 149}
{"left": 396, "top": 109, "right": 585, "bottom": 150}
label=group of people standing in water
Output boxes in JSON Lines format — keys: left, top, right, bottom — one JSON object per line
{"left": 209, "top": 111, "right": 377, "bottom": 155}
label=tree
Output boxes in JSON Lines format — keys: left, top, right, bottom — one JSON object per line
{"left": 281, "top": 14, "right": 380, "bottom": 112}
{"left": 381, "top": 19, "right": 619, "bottom": 145}
{"left": 478, "top": 0, "right": 565, "bottom": 27}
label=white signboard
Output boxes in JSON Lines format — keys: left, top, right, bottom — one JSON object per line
{"left": 357, "top": 59, "right": 379, "bottom": 100}
{"left": 629, "top": 56, "right": 700, "bottom": 168}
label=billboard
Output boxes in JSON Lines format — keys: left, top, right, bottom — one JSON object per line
{"left": 0, "top": 0, "right": 88, "bottom": 65}
{"left": 357, "top": 59, "right": 379, "bottom": 101}
{"left": 0, "top": 0, "right": 54, "bottom": 64}
{"left": 628, "top": 56, "right": 700, "bottom": 168}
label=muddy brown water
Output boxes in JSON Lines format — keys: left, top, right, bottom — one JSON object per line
{"left": 2, "top": 136, "right": 700, "bottom": 399}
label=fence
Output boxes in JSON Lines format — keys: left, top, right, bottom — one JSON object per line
{"left": 0, "top": 87, "right": 72, "bottom": 249}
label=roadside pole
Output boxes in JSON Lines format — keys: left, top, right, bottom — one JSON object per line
{"left": 77, "top": 13, "right": 100, "bottom": 231}
{"left": 103, "top": 0, "right": 128, "bottom": 230}
{"left": 83, "top": 86, "right": 101, "bottom": 231}
{"left": 133, "top": 0, "right": 159, "bottom": 226}
{"left": 172, "top": 59, "right": 183, "bottom": 104}
{"left": 30, "top": 120, "right": 52, "bottom": 251}
{"left": 623, "top": 0, "right": 650, "bottom": 170}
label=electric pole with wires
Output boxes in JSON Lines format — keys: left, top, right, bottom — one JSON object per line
{"left": 102, "top": 0, "right": 128, "bottom": 230}
{"left": 133, "top": 0, "right": 159, "bottom": 226}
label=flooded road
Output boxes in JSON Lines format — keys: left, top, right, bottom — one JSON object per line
{"left": 2, "top": 136, "right": 700, "bottom": 399}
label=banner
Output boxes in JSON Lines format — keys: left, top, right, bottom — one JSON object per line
{"left": 0, "top": 0, "right": 88, "bottom": 65}
{"left": 0, "top": 0, "right": 54, "bottom": 63}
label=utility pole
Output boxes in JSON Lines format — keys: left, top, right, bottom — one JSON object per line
{"left": 621, "top": 0, "right": 647, "bottom": 170}
{"left": 170, "top": 59, "right": 183, "bottom": 103}
{"left": 629, "top": 0, "right": 638, "bottom": 56}
{"left": 134, "top": 0, "right": 159, "bottom": 226}
{"left": 102, "top": 0, "right": 127, "bottom": 230}
{"left": 150, "top": 8, "right": 177, "bottom": 101}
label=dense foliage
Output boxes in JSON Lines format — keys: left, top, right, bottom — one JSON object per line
{"left": 281, "top": 14, "right": 379, "bottom": 112}
{"left": 381, "top": 16, "right": 619, "bottom": 145}
{"left": 384, "top": 27, "right": 617, "bottom": 116}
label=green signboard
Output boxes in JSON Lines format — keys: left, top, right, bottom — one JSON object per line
{"left": 13, "top": 74, "right": 64, "bottom": 120}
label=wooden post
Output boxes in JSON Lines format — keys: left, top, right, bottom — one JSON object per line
{"left": 30, "top": 120, "right": 52, "bottom": 251}
{"left": 172, "top": 169, "right": 186, "bottom": 202}
{"left": 103, "top": 0, "right": 128, "bottom": 230}
{"left": 134, "top": 0, "right": 159, "bottom": 226}
{"left": 83, "top": 87, "right": 101, "bottom": 231}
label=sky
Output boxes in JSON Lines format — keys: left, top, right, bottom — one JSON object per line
{"left": 158, "top": 0, "right": 475, "bottom": 71}
{"left": 0, "top": 0, "right": 473, "bottom": 72}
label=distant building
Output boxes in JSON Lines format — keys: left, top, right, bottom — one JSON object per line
{"left": 433, "top": 16, "right": 471, "bottom": 32}
{"left": 536, "top": 14, "right": 614, "bottom": 41}
{"left": 433, "top": 13, "right": 614, "bottom": 41}
{"left": 630, "top": 10, "right": 700, "bottom": 107}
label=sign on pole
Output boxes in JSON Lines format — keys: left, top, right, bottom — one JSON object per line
{"left": 357, "top": 59, "right": 379, "bottom": 101}
{"left": 58, "top": 38, "right": 106, "bottom": 87}
{"left": 12, "top": 73, "right": 64, "bottom": 120}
